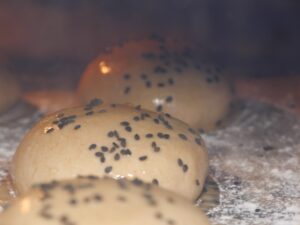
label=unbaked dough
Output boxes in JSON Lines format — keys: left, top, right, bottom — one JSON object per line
{"left": 0, "top": 177, "right": 211, "bottom": 225}
{"left": 0, "top": 70, "right": 20, "bottom": 113}
{"left": 78, "top": 37, "right": 233, "bottom": 131}
{"left": 11, "top": 100, "right": 208, "bottom": 200}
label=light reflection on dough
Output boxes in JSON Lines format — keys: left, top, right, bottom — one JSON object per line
{"left": 99, "top": 61, "right": 111, "bottom": 75}
{"left": 152, "top": 98, "right": 165, "bottom": 106}
{"left": 20, "top": 198, "right": 31, "bottom": 214}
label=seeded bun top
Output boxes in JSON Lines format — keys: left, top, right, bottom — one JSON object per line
{"left": 0, "top": 177, "right": 211, "bottom": 225}
{"left": 0, "top": 70, "right": 20, "bottom": 113}
{"left": 78, "top": 36, "right": 233, "bottom": 131}
{"left": 11, "top": 99, "right": 208, "bottom": 200}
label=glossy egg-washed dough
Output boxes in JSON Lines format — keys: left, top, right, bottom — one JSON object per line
{"left": 11, "top": 100, "right": 208, "bottom": 200}
{"left": 78, "top": 37, "right": 232, "bottom": 131}
{"left": 0, "top": 177, "right": 211, "bottom": 225}
{"left": 0, "top": 71, "right": 20, "bottom": 113}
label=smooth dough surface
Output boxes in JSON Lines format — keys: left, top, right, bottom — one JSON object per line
{"left": 78, "top": 37, "right": 233, "bottom": 131}
{"left": 11, "top": 100, "right": 208, "bottom": 200}
{"left": 0, "top": 177, "right": 211, "bottom": 225}
{"left": 0, "top": 70, "right": 20, "bottom": 113}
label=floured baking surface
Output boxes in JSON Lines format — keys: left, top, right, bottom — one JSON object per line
{"left": 0, "top": 99, "right": 299, "bottom": 225}
{"left": 205, "top": 100, "right": 300, "bottom": 225}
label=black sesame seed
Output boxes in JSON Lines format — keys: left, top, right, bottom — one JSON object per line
{"left": 183, "top": 165, "right": 188, "bottom": 173}
{"left": 46, "top": 127, "right": 54, "bottom": 134}
{"left": 178, "top": 133, "right": 188, "bottom": 140}
{"left": 85, "top": 111, "right": 94, "bottom": 116}
{"left": 107, "top": 131, "right": 114, "bottom": 137}
{"left": 140, "top": 74, "right": 148, "bottom": 80}
{"left": 134, "top": 134, "right": 140, "bottom": 140}
{"left": 114, "top": 153, "right": 120, "bottom": 161}
{"left": 123, "top": 74, "right": 131, "bottom": 80}
{"left": 69, "top": 199, "right": 77, "bottom": 205}
{"left": 145, "top": 81, "right": 152, "bottom": 88}
{"left": 163, "top": 134, "right": 170, "bottom": 139}
{"left": 125, "top": 126, "right": 132, "bottom": 132}
{"left": 132, "top": 178, "right": 143, "bottom": 186}
{"left": 157, "top": 82, "right": 165, "bottom": 88}
{"left": 94, "top": 194, "right": 102, "bottom": 202}
{"left": 104, "top": 166, "right": 113, "bottom": 173}
{"left": 157, "top": 133, "right": 164, "bottom": 138}
{"left": 74, "top": 125, "right": 81, "bottom": 130}
{"left": 139, "top": 156, "right": 148, "bottom": 161}
{"left": 101, "top": 146, "right": 109, "bottom": 152}
{"left": 156, "top": 105, "right": 163, "bottom": 112}
{"left": 188, "top": 127, "right": 196, "bottom": 134}
{"left": 146, "top": 133, "right": 154, "bottom": 138}
{"left": 196, "top": 179, "right": 200, "bottom": 186}
{"left": 206, "top": 77, "right": 213, "bottom": 83}
{"left": 168, "top": 78, "right": 174, "bottom": 85}
{"left": 119, "top": 138, "right": 127, "bottom": 148}
{"left": 154, "top": 66, "right": 167, "bottom": 74}
{"left": 135, "top": 105, "right": 142, "bottom": 110}
{"left": 120, "top": 121, "right": 130, "bottom": 126}
{"left": 153, "top": 118, "right": 160, "bottom": 124}
{"left": 89, "top": 144, "right": 97, "bottom": 150}
{"left": 152, "top": 179, "right": 159, "bottom": 186}
{"left": 133, "top": 116, "right": 140, "bottom": 121}
{"left": 95, "top": 152, "right": 104, "bottom": 157}
{"left": 155, "top": 212, "right": 163, "bottom": 219}
{"left": 124, "top": 86, "right": 131, "bottom": 95}
{"left": 110, "top": 147, "right": 116, "bottom": 153}
{"left": 112, "top": 142, "right": 119, "bottom": 148}
{"left": 177, "top": 158, "right": 183, "bottom": 167}
{"left": 195, "top": 138, "right": 202, "bottom": 146}
{"left": 100, "top": 156, "right": 106, "bottom": 163}
{"left": 166, "top": 96, "right": 173, "bottom": 103}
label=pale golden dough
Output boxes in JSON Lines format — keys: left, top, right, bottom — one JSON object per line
{"left": 0, "top": 177, "right": 211, "bottom": 225}
{"left": 11, "top": 101, "right": 208, "bottom": 200}
{"left": 78, "top": 38, "right": 233, "bottom": 131}
{"left": 0, "top": 71, "right": 20, "bottom": 113}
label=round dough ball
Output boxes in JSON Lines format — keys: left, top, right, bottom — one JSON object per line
{"left": 11, "top": 100, "right": 208, "bottom": 200}
{"left": 78, "top": 37, "right": 233, "bottom": 131}
{"left": 0, "top": 177, "right": 211, "bottom": 225}
{"left": 0, "top": 70, "right": 20, "bottom": 113}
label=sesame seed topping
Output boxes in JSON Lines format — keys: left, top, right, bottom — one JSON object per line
{"left": 74, "top": 125, "right": 81, "bottom": 130}
{"left": 89, "top": 144, "right": 97, "bottom": 150}
{"left": 152, "top": 179, "right": 159, "bottom": 186}
{"left": 124, "top": 86, "right": 131, "bottom": 95}
{"left": 101, "top": 146, "right": 109, "bottom": 152}
{"left": 146, "top": 133, "right": 153, "bottom": 138}
{"left": 134, "top": 134, "right": 140, "bottom": 141}
{"left": 178, "top": 133, "right": 188, "bottom": 140}
{"left": 195, "top": 138, "right": 202, "bottom": 146}
{"left": 114, "top": 153, "right": 120, "bottom": 161}
{"left": 123, "top": 74, "right": 131, "bottom": 80}
{"left": 183, "top": 165, "right": 188, "bottom": 173}
{"left": 104, "top": 166, "right": 113, "bottom": 173}
{"left": 139, "top": 156, "right": 148, "bottom": 161}
{"left": 166, "top": 96, "right": 173, "bottom": 103}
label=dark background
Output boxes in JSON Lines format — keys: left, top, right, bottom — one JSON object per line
{"left": 0, "top": 0, "right": 299, "bottom": 89}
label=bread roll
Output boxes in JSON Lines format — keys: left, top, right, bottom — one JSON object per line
{"left": 78, "top": 37, "right": 233, "bottom": 131}
{"left": 0, "top": 177, "right": 211, "bottom": 225}
{"left": 11, "top": 100, "right": 208, "bottom": 200}
{"left": 0, "top": 70, "right": 20, "bottom": 113}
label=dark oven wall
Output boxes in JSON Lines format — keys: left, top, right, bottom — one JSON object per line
{"left": 0, "top": 0, "right": 299, "bottom": 90}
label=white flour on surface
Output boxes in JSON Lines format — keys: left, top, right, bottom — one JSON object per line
{"left": 204, "top": 100, "right": 300, "bottom": 225}
{"left": 0, "top": 100, "right": 299, "bottom": 225}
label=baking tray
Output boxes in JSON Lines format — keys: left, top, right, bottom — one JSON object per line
{"left": 0, "top": 99, "right": 299, "bottom": 225}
